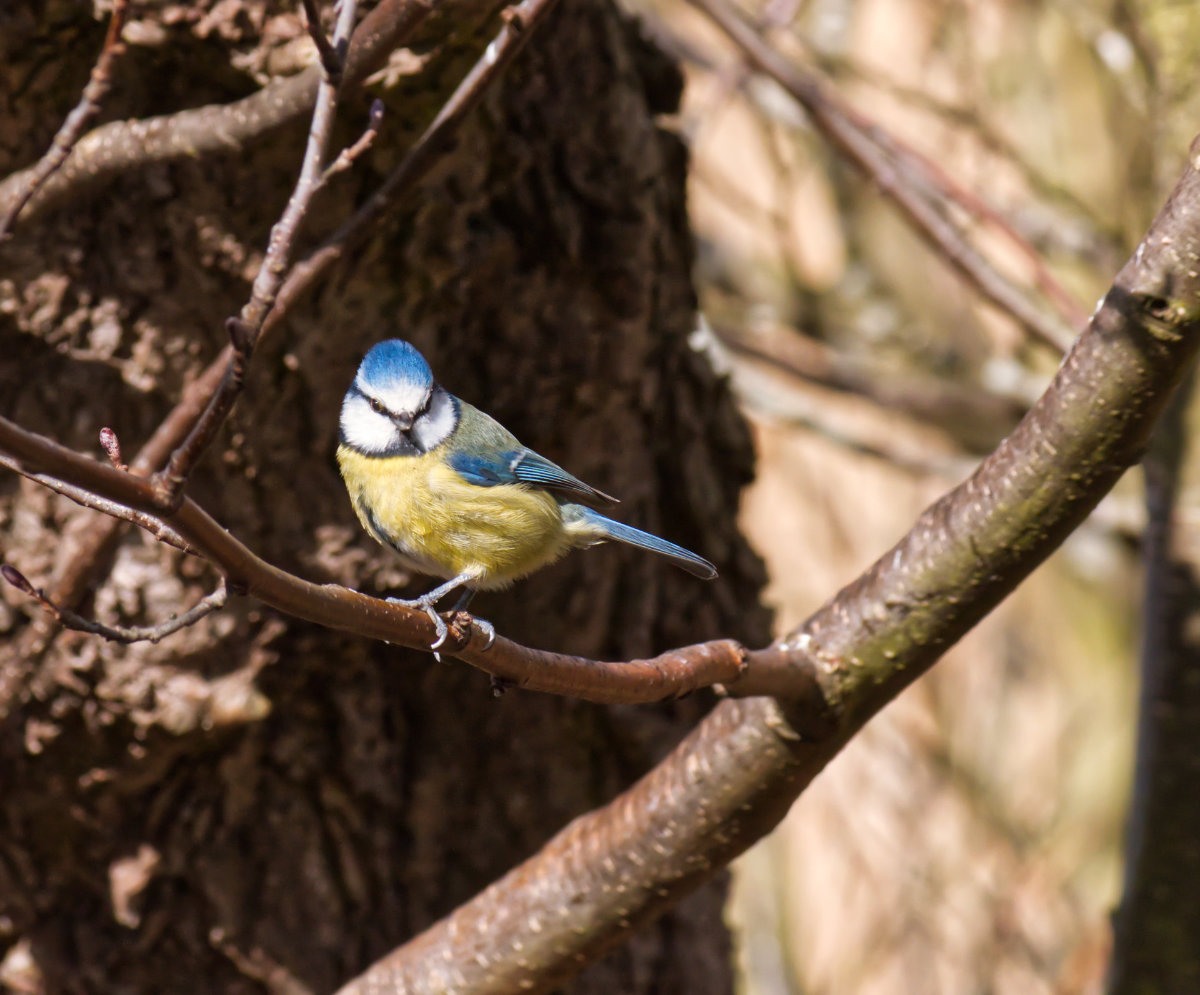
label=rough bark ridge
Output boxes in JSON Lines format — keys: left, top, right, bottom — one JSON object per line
{"left": 0, "top": 2, "right": 770, "bottom": 992}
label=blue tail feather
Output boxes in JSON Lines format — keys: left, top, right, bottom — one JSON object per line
{"left": 574, "top": 507, "right": 717, "bottom": 580}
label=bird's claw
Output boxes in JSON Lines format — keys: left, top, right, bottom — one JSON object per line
{"left": 473, "top": 618, "right": 496, "bottom": 650}
{"left": 387, "top": 595, "right": 493, "bottom": 657}
{"left": 427, "top": 607, "right": 450, "bottom": 650}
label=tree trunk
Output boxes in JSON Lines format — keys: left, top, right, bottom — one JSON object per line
{"left": 0, "top": 2, "right": 770, "bottom": 992}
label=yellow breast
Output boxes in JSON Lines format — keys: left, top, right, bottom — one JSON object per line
{"left": 337, "top": 445, "right": 574, "bottom": 589}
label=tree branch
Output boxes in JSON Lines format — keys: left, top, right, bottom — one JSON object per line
{"left": 0, "top": 0, "right": 438, "bottom": 229}
{"left": 332, "top": 139, "right": 1200, "bottom": 994}
{"left": 0, "top": 452, "right": 194, "bottom": 555}
{"left": 0, "top": 412, "right": 793, "bottom": 703}
{"left": 149, "top": 0, "right": 363, "bottom": 508}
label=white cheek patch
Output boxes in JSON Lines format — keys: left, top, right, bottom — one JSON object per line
{"left": 340, "top": 394, "right": 399, "bottom": 454}
{"left": 412, "top": 389, "right": 457, "bottom": 452}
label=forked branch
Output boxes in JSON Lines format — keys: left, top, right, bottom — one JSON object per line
{"left": 2, "top": 567, "right": 228, "bottom": 645}
{"left": 149, "top": 0, "right": 364, "bottom": 509}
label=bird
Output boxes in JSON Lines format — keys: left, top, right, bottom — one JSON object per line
{"left": 336, "top": 339, "right": 717, "bottom": 653}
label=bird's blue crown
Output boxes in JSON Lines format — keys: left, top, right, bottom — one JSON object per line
{"left": 356, "top": 339, "right": 433, "bottom": 393}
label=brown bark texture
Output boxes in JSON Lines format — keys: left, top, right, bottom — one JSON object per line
{"left": 0, "top": 2, "right": 770, "bottom": 992}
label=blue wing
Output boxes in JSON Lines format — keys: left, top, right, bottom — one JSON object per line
{"left": 448, "top": 448, "right": 618, "bottom": 505}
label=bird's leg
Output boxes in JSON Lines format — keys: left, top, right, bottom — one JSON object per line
{"left": 388, "top": 574, "right": 494, "bottom": 654}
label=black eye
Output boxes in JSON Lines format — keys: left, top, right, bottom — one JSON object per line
{"left": 368, "top": 398, "right": 387, "bottom": 416}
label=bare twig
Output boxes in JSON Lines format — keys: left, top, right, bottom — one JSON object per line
{"left": 324, "top": 98, "right": 385, "bottom": 181}
{"left": 687, "top": 0, "right": 1078, "bottom": 352}
{"left": 711, "top": 323, "right": 1026, "bottom": 453}
{"left": 2, "top": 567, "right": 227, "bottom": 645}
{"left": 150, "top": 0, "right": 361, "bottom": 508}
{"left": 0, "top": 0, "right": 131, "bottom": 238}
{"left": 0, "top": 454, "right": 195, "bottom": 555}
{"left": 275, "top": 0, "right": 565, "bottom": 320}
{"left": 883, "top": 133, "right": 1092, "bottom": 329}
{"left": 826, "top": 51, "right": 1124, "bottom": 262}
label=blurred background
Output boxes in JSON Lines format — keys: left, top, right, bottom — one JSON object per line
{"left": 626, "top": 0, "right": 1179, "bottom": 991}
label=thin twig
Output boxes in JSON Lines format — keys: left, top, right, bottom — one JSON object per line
{"left": 736, "top": 17, "right": 1092, "bottom": 329}
{"left": 324, "top": 98, "right": 385, "bottom": 181}
{"left": 151, "top": 0, "right": 361, "bottom": 509}
{"left": 710, "top": 323, "right": 1026, "bottom": 453}
{"left": 884, "top": 134, "right": 1091, "bottom": 329}
{"left": 2, "top": 566, "right": 227, "bottom": 645}
{"left": 687, "top": 0, "right": 1078, "bottom": 353}
{"left": 0, "top": 0, "right": 131, "bottom": 238}
{"left": 825, "top": 51, "right": 1124, "bottom": 262}
{"left": 0, "top": 454, "right": 195, "bottom": 555}
{"left": 273, "top": 0, "right": 564, "bottom": 331}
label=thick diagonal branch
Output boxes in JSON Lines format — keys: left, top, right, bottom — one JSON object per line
{"left": 333, "top": 141, "right": 1200, "bottom": 994}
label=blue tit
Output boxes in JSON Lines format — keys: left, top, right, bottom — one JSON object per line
{"left": 337, "top": 339, "right": 717, "bottom": 652}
